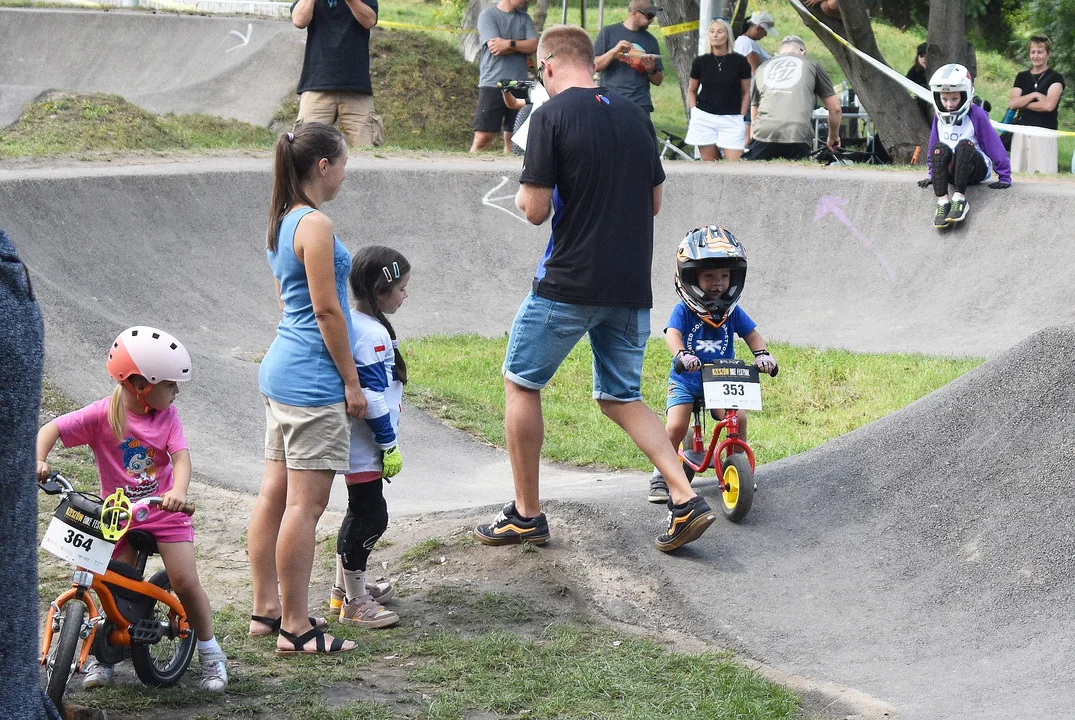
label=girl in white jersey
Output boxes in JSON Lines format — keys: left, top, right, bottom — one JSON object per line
{"left": 331, "top": 246, "right": 411, "bottom": 628}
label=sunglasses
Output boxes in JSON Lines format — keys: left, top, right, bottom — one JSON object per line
{"left": 537, "top": 52, "right": 553, "bottom": 84}
{"left": 641, "top": 10, "right": 657, "bottom": 18}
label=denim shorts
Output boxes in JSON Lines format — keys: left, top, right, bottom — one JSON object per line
{"left": 502, "top": 291, "right": 650, "bottom": 402}
{"left": 666, "top": 377, "right": 704, "bottom": 410}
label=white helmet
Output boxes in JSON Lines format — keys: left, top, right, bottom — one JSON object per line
{"left": 929, "top": 63, "right": 973, "bottom": 126}
{"left": 106, "top": 326, "right": 192, "bottom": 384}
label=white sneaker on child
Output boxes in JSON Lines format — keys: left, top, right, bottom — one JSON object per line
{"left": 82, "top": 658, "right": 114, "bottom": 689}
{"left": 199, "top": 650, "right": 228, "bottom": 692}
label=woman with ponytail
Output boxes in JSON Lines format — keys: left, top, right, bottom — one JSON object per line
{"left": 329, "top": 245, "right": 410, "bottom": 629}
{"left": 250, "top": 122, "right": 364, "bottom": 655}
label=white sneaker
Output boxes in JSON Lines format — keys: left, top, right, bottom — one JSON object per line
{"left": 82, "top": 658, "right": 114, "bottom": 689}
{"left": 199, "top": 650, "right": 228, "bottom": 692}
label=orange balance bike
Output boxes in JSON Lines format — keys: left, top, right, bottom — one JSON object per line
{"left": 675, "top": 357, "right": 777, "bottom": 523}
{"left": 39, "top": 472, "right": 195, "bottom": 712}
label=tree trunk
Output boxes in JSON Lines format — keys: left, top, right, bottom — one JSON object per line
{"left": 654, "top": 0, "right": 701, "bottom": 119}
{"left": 925, "top": 0, "right": 975, "bottom": 79}
{"left": 789, "top": 0, "right": 930, "bottom": 162}
{"left": 533, "top": 0, "right": 550, "bottom": 32}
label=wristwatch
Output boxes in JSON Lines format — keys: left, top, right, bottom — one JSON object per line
{"left": 509, "top": 40, "right": 516, "bottom": 48}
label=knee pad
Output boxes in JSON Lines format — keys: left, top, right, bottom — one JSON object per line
{"left": 337, "top": 484, "right": 389, "bottom": 570}
{"left": 952, "top": 140, "right": 979, "bottom": 189}
{"left": 930, "top": 144, "right": 953, "bottom": 196}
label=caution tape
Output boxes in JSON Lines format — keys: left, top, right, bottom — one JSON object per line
{"left": 788, "top": 0, "right": 1075, "bottom": 138}
{"left": 659, "top": 20, "right": 699, "bottom": 37}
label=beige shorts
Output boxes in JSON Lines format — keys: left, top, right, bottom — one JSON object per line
{"left": 263, "top": 396, "right": 350, "bottom": 471}
{"left": 297, "top": 90, "right": 385, "bottom": 148}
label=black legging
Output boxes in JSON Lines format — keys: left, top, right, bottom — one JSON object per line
{"left": 337, "top": 479, "right": 388, "bottom": 572}
{"left": 931, "top": 139, "right": 988, "bottom": 196}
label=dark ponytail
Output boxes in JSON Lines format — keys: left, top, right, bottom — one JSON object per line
{"left": 349, "top": 246, "right": 411, "bottom": 385}
{"left": 267, "top": 122, "right": 346, "bottom": 251}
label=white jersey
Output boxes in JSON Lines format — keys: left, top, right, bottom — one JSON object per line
{"left": 347, "top": 310, "right": 403, "bottom": 475}
{"left": 937, "top": 114, "right": 994, "bottom": 177}
{"left": 734, "top": 35, "right": 770, "bottom": 64}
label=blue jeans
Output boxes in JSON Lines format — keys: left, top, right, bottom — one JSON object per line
{"left": 502, "top": 291, "right": 650, "bottom": 402}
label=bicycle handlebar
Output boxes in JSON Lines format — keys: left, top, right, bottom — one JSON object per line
{"left": 673, "top": 356, "right": 778, "bottom": 377}
{"left": 41, "top": 472, "right": 195, "bottom": 518}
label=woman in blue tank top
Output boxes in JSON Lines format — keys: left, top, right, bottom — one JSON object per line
{"left": 248, "top": 123, "right": 364, "bottom": 655}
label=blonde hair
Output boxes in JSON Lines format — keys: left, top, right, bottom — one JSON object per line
{"left": 537, "top": 25, "right": 595, "bottom": 68}
{"left": 108, "top": 383, "right": 128, "bottom": 442}
{"left": 709, "top": 19, "right": 734, "bottom": 55}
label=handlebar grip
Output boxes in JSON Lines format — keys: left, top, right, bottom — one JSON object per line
{"left": 673, "top": 356, "right": 687, "bottom": 374}
{"left": 146, "top": 498, "right": 196, "bottom": 516}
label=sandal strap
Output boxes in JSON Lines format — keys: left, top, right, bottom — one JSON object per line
{"left": 279, "top": 627, "right": 322, "bottom": 652}
{"left": 251, "top": 615, "right": 282, "bottom": 632}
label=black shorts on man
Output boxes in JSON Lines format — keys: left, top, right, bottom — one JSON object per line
{"left": 474, "top": 87, "right": 521, "bottom": 133}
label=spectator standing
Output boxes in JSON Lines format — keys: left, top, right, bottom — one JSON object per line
{"left": 1008, "top": 35, "right": 1065, "bottom": 174}
{"left": 733, "top": 11, "right": 775, "bottom": 74}
{"left": 746, "top": 35, "right": 841, "bottom": 161}
{"left": 292, "top": 0, "right": 383, "bottom": 149}
{"left": 593, "top": 0, "right": 664, "bottom": 114}
{"left": 684, "top": 19, "right": 752, "bottom": 160}
{"left": 473, "top": 25, "right": 716, "bottom": 553}
{"left": 471, "top": 0, "right": 539, "bottom": 153}
{"left": 0, "top": 227, "right": 62, "bottom": 720}
{"left": 906, "top": 42, "right": 932, "bottom": 122}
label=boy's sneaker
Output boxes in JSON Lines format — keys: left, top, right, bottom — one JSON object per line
{"left": 655, "top": 496, "right": 716, "bottom": 552}
{"left": 946, "top": 197, "right": 969, "bottom": 223}
{"left": 82, "top": 658, "right": 114, "bottom": 689}
{"left": 330, "top": 581, "right": 394, "bottom": 610}
{"left": 933, "top": 201, "right": 951, "bottom": 228}
{"left": 339, "top": 594, "right": 399, "bottom": 629}
{"left": 648, "top": 471, "right": 670, "bottom": 504}
{"left": 198, "top": 650, "right": 228, "bottom": 692}
{"left": 474, "top": 501, "right": 550, "bottom": 546}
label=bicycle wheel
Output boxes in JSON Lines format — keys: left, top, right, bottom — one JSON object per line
{"left": 511, "top": 104, "right": 533, "bottom": 156}
{"left": 720, "top": 453, "right": 755, "bottom": 523}
{"left": 130, "top": 569, "right": 195, "bottom": 688}
{"left": 45, "top": 601, "right": 85, "bottom": 712}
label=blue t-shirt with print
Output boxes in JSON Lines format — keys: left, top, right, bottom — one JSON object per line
{"left": 666, "top": 301, "right": 756, "bottom": 397}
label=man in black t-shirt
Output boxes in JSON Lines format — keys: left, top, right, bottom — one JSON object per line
{"left": 473, "top": 25, "right": 716, "bottom": 554}
{"left": 292, "top": 0, "right": 383, "bottom": 148}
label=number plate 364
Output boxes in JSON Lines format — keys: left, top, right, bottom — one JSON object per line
{"left": 41, "top": 518, "right": 115, "bottom": 574}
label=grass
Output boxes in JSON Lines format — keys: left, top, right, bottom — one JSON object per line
{"left": 404, "top": 335, "right": 982, "bottom": 470}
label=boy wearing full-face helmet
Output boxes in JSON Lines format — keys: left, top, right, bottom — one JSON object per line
{"left": 918, "top": 63, "right": 1012, "bottom": 229}
{"left": 648, "top": 226, "right": 776, "bottom": 504}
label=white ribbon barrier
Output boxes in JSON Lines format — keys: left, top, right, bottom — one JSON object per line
{"left": 788, "top": 0, "right": 1075, "bottom": 138}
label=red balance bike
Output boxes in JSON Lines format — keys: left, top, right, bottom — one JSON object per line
{"left": 675, "top": 357, "right": 777, "bottom": 523}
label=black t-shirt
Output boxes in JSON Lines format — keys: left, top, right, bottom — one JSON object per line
{"left": 690, "top": 52, "right": 752, "bottom": 116}
{"left": 294, "top": 0, "right": 380, "bottom": 95}
{"left": 520, "top": 87, "right": 666, "bottom": 308}
{"left": 1013, "top": 69, "right": 1065, "bottom": 129}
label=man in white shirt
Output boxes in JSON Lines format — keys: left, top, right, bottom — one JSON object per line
{"left": 733, "top": 11, "right": 774, "bottom": 74}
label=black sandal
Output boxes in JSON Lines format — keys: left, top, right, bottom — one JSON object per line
{"left": 249, "top": 614, "right": 327, "bottom": 638}
{"left": 275, "top": 627, "right": 354, "bottom": 656}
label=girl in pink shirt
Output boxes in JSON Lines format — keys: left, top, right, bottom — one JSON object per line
{"left": 36, "top": 327, "right": 227, "bottom": 693}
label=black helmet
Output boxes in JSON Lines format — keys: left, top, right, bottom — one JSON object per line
{"left": 674, "top": 225, "right": 747, "bottom": 329}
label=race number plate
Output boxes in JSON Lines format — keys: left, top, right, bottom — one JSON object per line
{"left": 41, "top": 517, "right": 115, "bottom": 574}
{"left": 702, "top": 362, "right": 762, "bottom": 411}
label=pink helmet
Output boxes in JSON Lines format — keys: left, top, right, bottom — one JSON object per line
{"left": 106, "top": 327, "right": 192, "bottom": 384}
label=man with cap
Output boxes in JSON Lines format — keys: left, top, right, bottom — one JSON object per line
{"left": 593, "top": 0, "right": 664, "bottom": 114}
{"left": 733, "top": 11, "right": 775, "bottom": 74}
{"left": 746, "top": 34, "right": 841, "bottom": 161}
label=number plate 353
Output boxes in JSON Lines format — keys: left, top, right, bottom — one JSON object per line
{"left": 41, "top": 518, "right": 115, "bottom": 574}
{"left": 702, "top": 364, "right": 762, "bottom": 411}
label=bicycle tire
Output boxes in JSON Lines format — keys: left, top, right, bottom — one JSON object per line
{"left": 720, "top": 453, "right": 755, "bottom": 523}
{"left": 511, "top": 104, "right": 533, "bottom": 156}
{"left": 130, "top": 569, "right": 195, "bottom": 688}
{"left": 45, "top": 601, "right": 85, "bottom": 712}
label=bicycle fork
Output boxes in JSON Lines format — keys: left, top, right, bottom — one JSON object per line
{"left": 41, "top": 571, "right": 103, "bottom": 673}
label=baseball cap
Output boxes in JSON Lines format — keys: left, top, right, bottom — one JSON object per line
{"left": 749, "top": 10, "right": 776, "bottom": 33}
{"left": 628, "top": 0, "right": 661, "bottom": 17}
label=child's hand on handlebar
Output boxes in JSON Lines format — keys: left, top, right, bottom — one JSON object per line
{"left": 752, "top": 350, "right": 778, "bottom": 376}
{"left": 675, "top": 349, "right": 702, "bottom": 372}
{"left": 159, "top": 490, "right": 189, "bottom": 513}
{"left": 37, "top": 460, "right": 50, "bottom": 480}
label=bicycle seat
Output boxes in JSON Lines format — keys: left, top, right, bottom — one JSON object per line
{"left": 125, "top": 530, "right": 159, "bottom": 558}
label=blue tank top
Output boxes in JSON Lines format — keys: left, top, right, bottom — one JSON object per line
{"left": 259, "top": 207, "right": 353, "bottom": 407}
